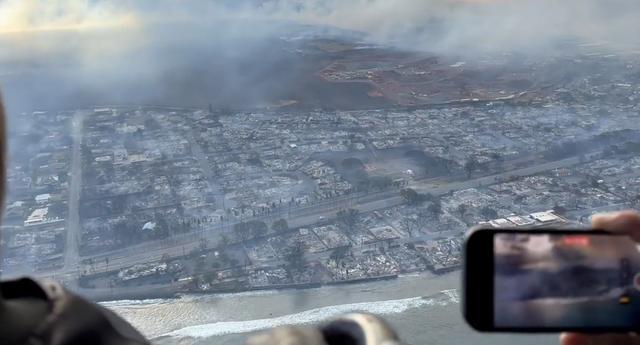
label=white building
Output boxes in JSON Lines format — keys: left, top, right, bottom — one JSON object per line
{"left": 142, "top": 221, "right": 157, "bottom": 232}
{"left": 35, "top": 193, "right": 51, "bottom": 205}
{"left": 529, "top": 211, "right": 560, "bottom": 223}
{"left": 94, "top": 108, "right": 113, "bottom": 115}
{"left": 25, "top": 207, "right": 49, "bottom": 226}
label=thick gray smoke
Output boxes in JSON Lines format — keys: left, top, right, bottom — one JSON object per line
{"left": 276, "top": 0, "right": 640, "bottom": 54}
{"left": 0, "top": 0, "right": 638, "bottom": 113}
{"left": 0, "top": 1, "right": 306, "bottom": 113}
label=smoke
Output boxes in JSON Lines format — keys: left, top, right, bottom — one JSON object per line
{"left": 2, "top": 0, "right": 639, "bottom": 50}
{"left": 259, "top": 0, "right": 640, "bottom": 54}
{"left": 0, "top": 1, "right": 305, "bottom": 113}
{"left": 0, "top": 0, "right": 638, "bottom": 113}
{"left": 0, "top": 0, "right": 138, "bottom": 32}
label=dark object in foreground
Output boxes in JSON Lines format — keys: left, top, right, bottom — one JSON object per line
{"left": 0, "top": 277, "right": 150, "bottom": 345}
{"left": 247, "top": 313, "right": 402, "bottom": 345}
{"left": 464, "top": 226, "right": 640, "bottom": 332}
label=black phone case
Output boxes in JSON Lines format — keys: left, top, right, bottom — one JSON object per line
{"left": 463, "top": 227, "right": 640, "bottom": 332}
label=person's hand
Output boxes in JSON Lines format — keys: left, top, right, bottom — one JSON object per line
{"left": 560, "top": 210, "right": 640, "bottom": 345}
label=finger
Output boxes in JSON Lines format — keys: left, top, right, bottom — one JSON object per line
{"left": 245, "top": 326, "right": 327, "bottom": 345}
{"left": 560, "top": 333, "right": 591, "bottom": 345}
{"left": 561, "top": 333, "right": 640, "bottom": 345}
{"left": 592, "top": 210, "right": 640, "bottom": 242}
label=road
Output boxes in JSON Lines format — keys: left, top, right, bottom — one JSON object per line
{"left": 411, "top": 155, "right": 583, "bottom": 195}
{"left": 188, "top": 129, "right": 232, "bottom": 209}
{"left": 41, "top": 153, "right": 589, "bottom": 283}
{"left": 42, "top": 191, "right": 404, "bottom": 281}
{"left": 62, "top": 111, "right": 84, "bottom": 283}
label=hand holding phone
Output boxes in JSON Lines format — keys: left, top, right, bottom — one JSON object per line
{"left": 562, "top": 211, "right": 640, "bottom": 345}
{"left": 464, "top": 211, "right": 640, "bottom": 337}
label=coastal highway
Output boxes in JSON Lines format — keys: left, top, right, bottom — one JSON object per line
{"left": 39, "top": 152, "right": 587, "bottom": 284}
{"left": 40, "top": 190, "right": 405, "bottom": 283}
{"left": 412, "top": 155, "right": 583, "bottom": 194}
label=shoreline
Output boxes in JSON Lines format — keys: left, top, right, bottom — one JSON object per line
{"left": 184, "top": 274, "right": 400, "bottom": 296}
{"left": 105, "top": 269, "right": 463, "bottom": 341}
{"left": 85, "top": 270, "right": 448, "bottom": 302}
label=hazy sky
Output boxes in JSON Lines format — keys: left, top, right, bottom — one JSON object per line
{"left": 2, "top": 0, "right": 639, "bottom": 51}
{"left": 0, "top": 0, "right": 638, "bottom": 113}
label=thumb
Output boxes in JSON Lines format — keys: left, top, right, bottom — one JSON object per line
{"left": 561, "top": 332, "right": 640, "bottom": 345}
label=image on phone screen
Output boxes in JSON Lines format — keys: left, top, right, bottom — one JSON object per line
{"left": 494, "top": 233, "right": 640, "bottom": 328}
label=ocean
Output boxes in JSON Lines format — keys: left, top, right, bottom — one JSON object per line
{"left": 103, "top": 271, "right": 557, "bottom": 345}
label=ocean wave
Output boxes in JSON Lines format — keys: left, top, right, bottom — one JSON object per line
{"left": 442, "top": 289, "right": 460, "bottom": 304}
{"left": 100, "top": 289, "right": 282, "bottom": 308}
{"left": 99, "top": 298, "right": 174, "bottom": 307}
{"left": 160, "top": 290, "right": 458, "bottom": 339}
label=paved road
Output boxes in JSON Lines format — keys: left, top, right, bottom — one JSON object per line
{"left": 41, "top": 191, "right": 405, "bottom": 281}
{"left": 40, "top": 153, "right": 589, "bottom": 283}
{"left": 62, "top": 111, "right": 85, "bottom": 281}
{"left": 411, "top": 155, "right": 583, "bottom": 195}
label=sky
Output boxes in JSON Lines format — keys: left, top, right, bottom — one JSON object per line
{"left": 1, "top": 0, "right": 639, "bottom": 51}
{"left": 0, "top": 0, "right": 638, "bottom": 113}
{"left": 0, "top": 0, "right": 137, "bottom": 33}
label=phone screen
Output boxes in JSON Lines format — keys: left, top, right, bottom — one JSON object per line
{"left": 494, "top": 232, "right": 640, "bottom": 329}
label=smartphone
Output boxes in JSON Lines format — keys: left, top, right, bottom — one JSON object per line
{"left": 464, "top": 227, "right": 640, "bottom": 332}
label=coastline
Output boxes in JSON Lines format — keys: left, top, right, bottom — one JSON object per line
{"left": 104, "top": 270, "right": 463, "bottom": 342}
{"left": 80, "top": 284, "right": 180, "bottom": 302}
{"left": 84, "top": 272, "right": 409, "bottom": 302}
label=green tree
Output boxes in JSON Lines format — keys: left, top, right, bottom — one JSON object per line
{"left": 329, "top": 245, "right": 351, "bottom": 265}
{"left": 464, "top": 157, "right": 479, "bottom": 178}
{"left": 113, "top": 221, "right": 138, "bottom": 244}
{"left": 234, "top": 222, "right": 251, "bottom": 242}
{"left": 427, "top": 200, "right": 443, "bottom": 218}
{"left": 203, "top": 271, "right": 217, "bottom": 283}
{"left": 480, "top": 206, "right": 498, "bottom": 219}
{"left": 490, "top": 152, "right": 503, "bottom": 167}
{"left": 195, "top": 255, "right": 206, "bottom": 272}
{"left": 234, "top": 220, "right": 268, "bottom": 240}
{"left": 249, "top": 220, "right": 268, "bottom": 238}
{"left": 416, "top": 208, "right": 431, "bottom": 228}
{"left": 155, "top": 215, "right": 170, "bottom": 238}
{"left": 370, "top": 176, "right": 393, "bottom": 190}
{"left": 456, "top": 203, "right": 468, "bottom": 218}
{"left": 199, "top": 238, "right": 209, "bottom": 251}
{"left": 284, "top": 241, "right": 307, "bottom": 273}
{"left": 337, "top": 208, "right": 360, "bottom": 232}
{"left": 272, "top": 218, "right": 289, "bottom": 233}
{"left": 400, "top": 188, "right": 421, "bottom": 205}
{"left": 219, "top": 234, "right": 230, "bottom": 247}
{"left": 400, "top": 217, "right": 417, "bottom": 236}
{"left": 57, "top": 172, "right": 68, "bottom": 184}
{"left": 48, "top": 202, "right": 66, "bottom": 219}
